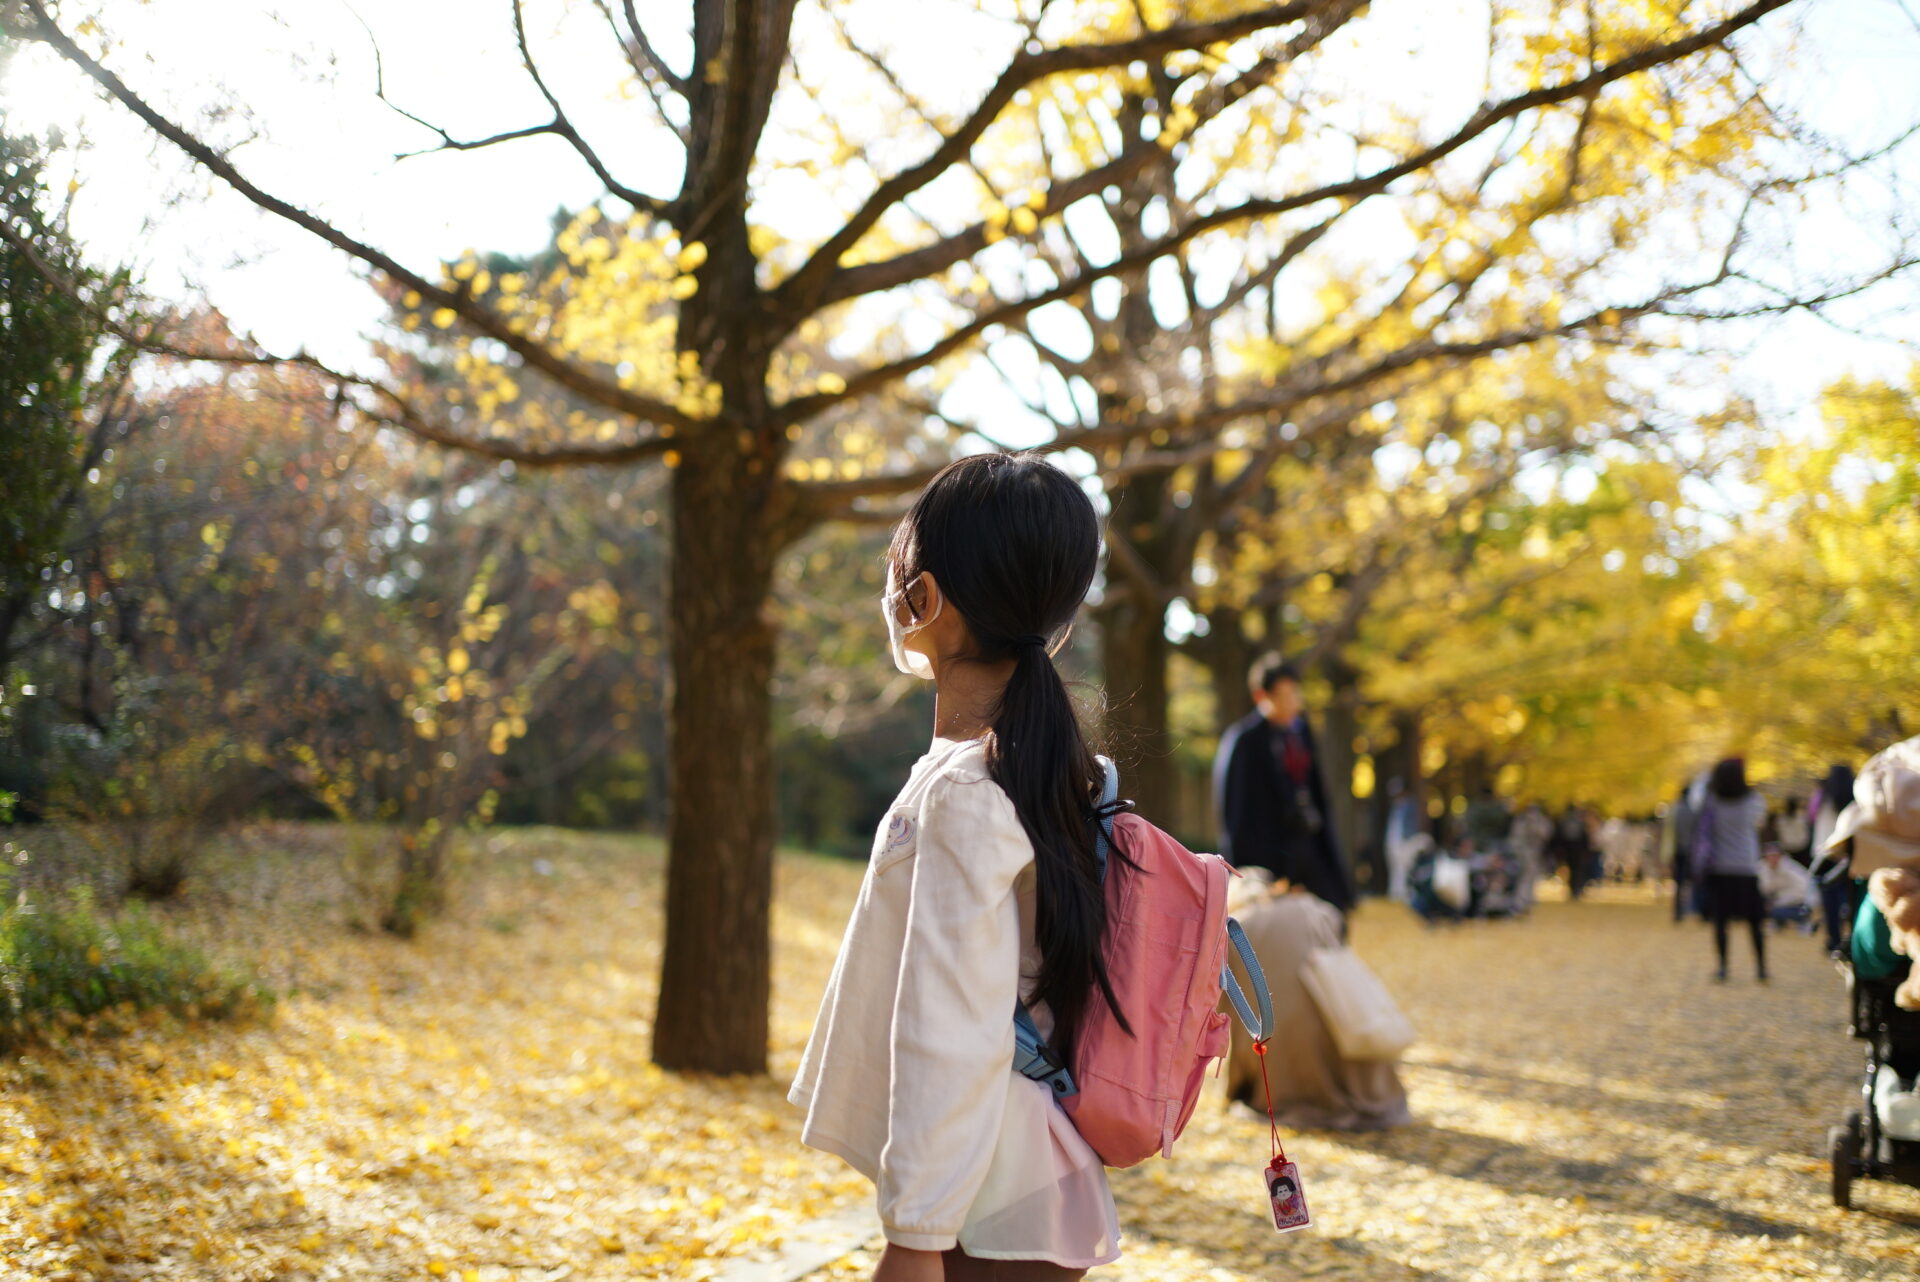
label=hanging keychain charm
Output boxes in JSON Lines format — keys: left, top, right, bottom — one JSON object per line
{"left": 1266, "top": 1154, "right": 1311, "bottom": 1232}
{"left": 1254, "top": 1038, "right": 1313, "bottom": 1232}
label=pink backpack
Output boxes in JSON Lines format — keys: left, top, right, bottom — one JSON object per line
{"left": 1013, "top": 760, "right": 1272, "bottom": 1168}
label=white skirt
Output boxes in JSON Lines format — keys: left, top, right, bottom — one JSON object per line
{"left": 956, "top": 1073, "right": 1121, "bottom": 1268}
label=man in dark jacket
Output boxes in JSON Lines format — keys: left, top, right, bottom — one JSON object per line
{"left": 1212, "top": 653, "right": 1356, "bottom": 912}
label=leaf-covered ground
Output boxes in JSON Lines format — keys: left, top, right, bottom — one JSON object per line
{"left": 4, "top": 827, "right": 1915, "bottom": 1280}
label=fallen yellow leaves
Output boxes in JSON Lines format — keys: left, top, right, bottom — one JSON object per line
{"left": 0, "top": 826, "right": 867, "bottom": 1280}
{"left": 3, "top": 827, "right": 1916, "bottom": 1279}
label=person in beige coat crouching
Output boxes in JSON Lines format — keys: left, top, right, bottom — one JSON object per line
{"left": 1221, "top": 871, "right": 1412, "bottom": 1132}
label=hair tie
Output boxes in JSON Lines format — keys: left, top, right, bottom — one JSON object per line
{"left": 1013, "top": 634, "right": 1050, "bottom": 650}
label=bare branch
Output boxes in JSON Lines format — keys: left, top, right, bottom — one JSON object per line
{"left": 826, "top": 7, "right": 1011, "bottom": 208}
{"left": 790, "top": 2, "right": 1362, "bottom": 319}
{"left": 621, "top": 0, "right": 692, "bottom": 95}
{"left": 776, "top": 0, "right": 1328, "bottom": 313}
{"left": 795, "top": 0, "right": 1793, "bottom": 321}
{"left": 590, "top": 0, "right": 691, "bottom": 142}
{"left": 510, "top": 0, "right": 674, "bottom": 214}
{"left": 392, "top": 120, "right": 565, "bottom": 162}
{"left": 0, "top": 214, "right": 675, "bottom": 467}
{"left": 20, "top": 0, "right": 701, "bottom": 433}
{"left": 353, "top": 9, "right": 576, "bottom": 162}
{"left": 777, "top": 203, "right": 1342, "bottom": 426}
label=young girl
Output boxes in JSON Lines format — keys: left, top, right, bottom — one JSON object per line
{"left": 788, "top": 454, "right": 1122, "bottom": 1281}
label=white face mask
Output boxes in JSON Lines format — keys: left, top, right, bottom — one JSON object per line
{"left": 882, "top": 576, "right": 941, "bottom": 680}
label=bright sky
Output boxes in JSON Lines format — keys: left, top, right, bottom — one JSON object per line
{"left": 4, "top": 0, "right": 1918, "bottom": 446}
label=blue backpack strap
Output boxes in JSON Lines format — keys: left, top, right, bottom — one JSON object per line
{"left": 1092, "top": 755, "right": 1119, "bottom": 882}
{"left": 1013, "top": 757, "right": 1119, "bottom": 1096}
{"left": 1220, "top": 916, "right": 1274, "bottom": 1043}
{"left": 1013, "top": 1003, "right": 1077, "bottom": 1097}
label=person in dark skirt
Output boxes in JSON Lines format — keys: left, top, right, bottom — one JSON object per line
{"left": 1694, "top": 757, "right": 1769, "bottom": 982}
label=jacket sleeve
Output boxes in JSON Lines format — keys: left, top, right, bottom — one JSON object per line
{"left": 876, "top": 769, "right": 1028, "bottom": 1251}
{"left": 1217, "top": 723, "right": 1259, "bottom": 864}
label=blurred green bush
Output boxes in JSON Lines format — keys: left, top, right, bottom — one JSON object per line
{"left": 0, "top": 874, "right": 269, "bottom": 1047}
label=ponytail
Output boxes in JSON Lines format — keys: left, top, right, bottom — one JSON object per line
{"left": 887, "top": 453, "right": 1124, "bottom": 1064}
{"left": 988, "top": 638, "right": 1131, "bottom": 1065}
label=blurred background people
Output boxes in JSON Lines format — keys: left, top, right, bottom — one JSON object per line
{"left": 1776, "top": 795, "right": 1812, "bottom": 866}
{"left": 1666, "top": 776, "right": 1707, "bottom": 922}
{"left": 1551, "top": 804, "right": 1596, "bottom": 900}
{"left": 1695, "top": 757, "right": 1770, "bottom": 982}
{"left": 1510, "top": 802, "right": 1552, "bottom": 914}
{"left": 1462, "top": 786, "right": 1512, "bottom": 854}
{"left": 1383, "top": 778, "right": 1428, "bottom": 905}
{"left": 1810, "top": 763, "right": 1859, "bottom": 958}
{"left": 1759, "top": 846, "right": 1817, "bottom": 931}
{"left": 1214, "top": 654, "right": 1356, "bottom": 915}
{"left": 1221, "top": 871, "right": 1410, "bottom": 1131}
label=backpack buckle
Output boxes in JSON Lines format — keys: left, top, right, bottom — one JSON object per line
{"left": 1012, "top": 1007, "right": 1079, "bottom": 1097}
{"left": 1026, "top": 1047, "right": 1078, "bottom": 1098}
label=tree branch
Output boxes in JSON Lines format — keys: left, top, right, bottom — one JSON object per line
{"left": 788, "top": 2, "right": 1364, "bottom": 320}
{"left": 0, "top": 214, "right": 675, "bottom": 467}
{"left": 354, "top": 10, "right": 581, "bottom": 163}
{"left": 510, "top": 0, "right": 674, "bottom": 214}
{"left": 775, "top": 0, "right": 1328, "bottom": 314}
{"left": 788, "top": 0, "right": 1792, "bottom": 329}
{"left": 621, "top": 0, "right": 692, "bottom": 95}
{"left": 591, "top": 0, "right": 691, "bottom": 142}
{"left": 20, "top": 0, "right": 701, "bottom": 433}
{"left": 776, "top": 203, "right": 1342, "bottom": 426}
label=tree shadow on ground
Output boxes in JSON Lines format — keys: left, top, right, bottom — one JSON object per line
{"left": 1194, "top": 1104, "right": 1829, "bottom": 1247}
{"left": 1342, "top": 1121, "right": 1828, "bottom": 1243}
{"left": 1104, "top": 1206, "right": 1449, "bottom": 1281}
{"left": 1405, "top": 1057, "right": 1753, "bottom": 1152}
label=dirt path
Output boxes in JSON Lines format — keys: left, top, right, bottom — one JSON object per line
{"left": 819, "top": 891, "right": 1920, "bottom": 1280}
{"left": 1103, "top": 894, "right": 1920, "bottom": 1280}
{"left": 4, "top": 831, "right": 1915, "bottom": 1280}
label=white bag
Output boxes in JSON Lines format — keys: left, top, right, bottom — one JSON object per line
{"left": 1875, "top": 1064, "right": 1920, "bottom": 1141}
{"left": 1299, "top": 945, "right": 1417, "bottom": 1061}
{"left": 1431, "top": 854, "right": 1471, "bottom": 910}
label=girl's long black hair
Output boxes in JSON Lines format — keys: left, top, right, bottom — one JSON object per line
{"left": 887, "top": 452, "right": 1127, "bottom": 1063}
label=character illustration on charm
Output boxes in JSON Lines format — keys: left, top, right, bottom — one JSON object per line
{"left": 1266, "top": 1160, "right": 1311, "bottom": 1233}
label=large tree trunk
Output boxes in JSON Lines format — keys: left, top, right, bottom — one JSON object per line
{"left": 649, "top": 0, "right": 799, "bottom": 1074}
{"left": 1202, "top": 603, "right": 1261, "bottom": 727}
{"left": 1318, "top": 655, "right": 1370, "bottom": 895}
{"left": 1098, "top": 587, "right": 1172, "bottom": 821}
{"left": 1099, "top": 469, "right": 1176, "bottom": 822}
{"left": 653, "top": 438, "right": 782, "bottom": 1073}
{"left": 1370, "top": 706, "right": 1423, "bottom": 859}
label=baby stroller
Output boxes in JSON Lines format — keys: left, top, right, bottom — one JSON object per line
{"left": 1829, "top": 965, "right": 1920, "bottom": 1208}
{"left": 1468, "top": 842, "right": 1523, "bottom": 918}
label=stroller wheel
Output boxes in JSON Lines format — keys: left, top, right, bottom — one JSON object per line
{"left": 1829, "top": 1124, "right": 1857, "bottom": 1209}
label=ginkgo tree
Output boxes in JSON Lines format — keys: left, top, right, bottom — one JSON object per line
{"left": 1694, "top": 371, "right": 1920, "bottom": 779}
{"left": 1322, "top": 371, "right": 1920, "bottom": 818}
{"left": 943, "top": 0, "right": 1902, "bottom": 823}
{"left": 12, "top": 0, "right": 1882, "bottom": 1072}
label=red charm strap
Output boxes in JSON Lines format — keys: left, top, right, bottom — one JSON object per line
{"left": 1253, "top": 1037, "right": 1285, "bottom": 1162}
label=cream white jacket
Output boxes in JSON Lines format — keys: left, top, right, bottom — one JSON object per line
{"left": 787, "top": 737, "right": 1118, "bottom": 1263}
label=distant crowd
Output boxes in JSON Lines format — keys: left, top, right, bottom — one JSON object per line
{"left": 1370, "top": 767, "right": 1856, "bottom": 958}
